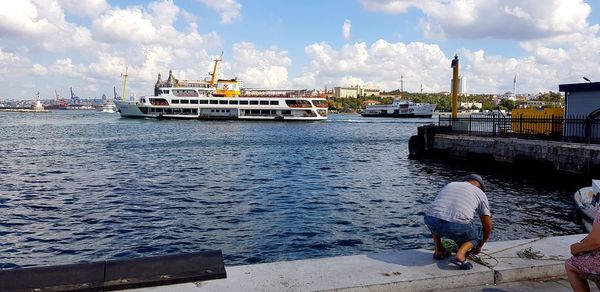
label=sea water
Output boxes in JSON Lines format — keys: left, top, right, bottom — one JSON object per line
{"left": 0, "top": 111, "right": 583, "bottom": 268}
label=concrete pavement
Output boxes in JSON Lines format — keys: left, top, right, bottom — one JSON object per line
{"left": 130, "top": 234, "right": 590, "bottom": 292}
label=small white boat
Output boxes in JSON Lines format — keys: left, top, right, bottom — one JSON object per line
{"left": 574, "top": 179, "right": 600, "bottom": 232}
{"left": 360, "top": 97, "right": 436, "bottom": 118}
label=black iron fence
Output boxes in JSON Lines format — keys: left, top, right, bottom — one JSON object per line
{"left": 438, "top": 114, "right": 600, "bottom": 144}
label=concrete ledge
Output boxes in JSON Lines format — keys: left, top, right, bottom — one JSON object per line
{"left": 130, "top": 234, "right": 586, "bottom": 292}
{"left": 482, "top": 234, "right": 585, "bottom": 284}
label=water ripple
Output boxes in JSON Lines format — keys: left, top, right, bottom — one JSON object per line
{"left": 0, "top": 111, "right": 584, "bottom": 268}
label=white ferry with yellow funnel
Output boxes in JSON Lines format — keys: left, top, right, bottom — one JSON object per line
{"left": 115, "top": 59, "right": 327, "bottom": 121}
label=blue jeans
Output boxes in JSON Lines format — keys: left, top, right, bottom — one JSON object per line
{"left": 424, "top": 215, "right": 482, "bottom": 247}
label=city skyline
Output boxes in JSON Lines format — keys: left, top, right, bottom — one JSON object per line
{"left": 0, "top": 0, "right": 599, "bottom": 99}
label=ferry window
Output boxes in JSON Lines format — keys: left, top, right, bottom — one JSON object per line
{"left": 250, "top": 110, "right": 260, "bottom": 114}
{"left": 190, "top": 100, "right": 198, "bottom": 104}
{"left": 282, "top": 110, "right": 291, "bottom": 115}
{"left": 219, "top": 100, "right": 228, "bottom": 104}
{"left": 259, "top": 100, "right": 269, "bottom": 105}
{"left": 229, "top": 100, "right": 239, "bottom": 105}
{"left": 199, "top": 100, "right": 208, "bottom": 104}
{"left": 181, "top": 100, "right": 189, "bottom": 104}
{"left": 270, "top": 101, "right": 279, "bottom": 105}
{"left": 240, "top": 100, "right": 249, "bottom": 105}
{"left": 172, "top": 100, "right": 180, "bottom": 104}
{"left": 211, "top": 109, "right": 215, "bottom": 112}
{"left": 260, "top": 110, "right": 271, "bottom": 115}
{"left": 210, "top": 100, "right": 218, "bottom": 104}
{"left": 192, "top": 109, "right": 197, "bottom": 114}
{"left": 226, "top": 110, "right": 230, "bottom": 112}
{"left": 250, "top": 100, "right": 259, "bottom": 105}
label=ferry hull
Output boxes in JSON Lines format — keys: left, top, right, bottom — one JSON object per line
{"left": 360, "top": 113, "right": 433, "bottom": 118}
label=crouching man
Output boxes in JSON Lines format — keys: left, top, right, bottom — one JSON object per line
{"left": 424, "top": 174, "right": 493, "bottom": 270}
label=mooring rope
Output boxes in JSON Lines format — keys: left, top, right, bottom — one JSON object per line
{"left": 467, "top": 238, "right": 567, "bottom": 268}
{"left": 438, "top": 236, "right": 566, "bottom": 269}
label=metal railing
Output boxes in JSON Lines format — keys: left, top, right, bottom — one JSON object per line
{"left": 438, "top": 114, "right": 600, "bottom": 144}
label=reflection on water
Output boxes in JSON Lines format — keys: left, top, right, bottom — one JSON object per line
{"left": 0, "top": 111, "right": 583, "bottom": 268}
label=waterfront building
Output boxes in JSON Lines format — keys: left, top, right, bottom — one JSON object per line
{"left": 460, "top": 102, "right": 482, "bottom": 110}
{"left": 333, "top": 85, "right": 380, "bottom": 98}
{"left": 559, "top": 81, "right": 600, "bottom": 140}
{"left": 559, "top": 82, "right": 600, "bottom": 117}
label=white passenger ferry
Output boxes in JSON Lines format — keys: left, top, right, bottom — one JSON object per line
{"left": 115, "top": 70, "right": 328, "bottom": 121}
{"left": 360, "top": 97, "right": 436, "bottom": 118}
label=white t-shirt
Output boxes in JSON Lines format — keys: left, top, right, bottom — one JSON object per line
{"left": 426, "top": 181, "right": 491, "bottom": 224}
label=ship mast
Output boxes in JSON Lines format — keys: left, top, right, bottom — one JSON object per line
{"left": 209, "top": 52, "right": 223, "bottom": 87}
{"left": 121, "top": 67, "right": 129, "bottom": 101}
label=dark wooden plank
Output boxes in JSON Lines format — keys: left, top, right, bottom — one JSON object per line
{"left": 104, "top": 250, "right": 226, "bottom": 290}
{"left": 0, "top": 261, "right": 105, "bottom": 292}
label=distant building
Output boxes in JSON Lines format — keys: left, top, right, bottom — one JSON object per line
{"left": 449, "top": 76, "right": 468, "bottom": 96}
{"left": 559, "top": 82, "right": 600, "bottom": 117}
{"left": 460, "top": 102, "right": 482, "bottom": 110}
{"left": 559, "top": 81, "right": 600, "bottom": 141}
{"left": 459, "top": 76, "right": 467, "bottom": 96}
{"left": 500, "top": 91, "right": 516, "bottom": 101}
{"left": 363, "top": 100, "right": 380, "bottom": 107}
{"left": 333, "top": 85, "right": 380, "bottom": 98}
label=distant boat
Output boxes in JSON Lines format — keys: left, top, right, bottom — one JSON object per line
{"left": 360, "top": 97, "right": 436, "bottom": 118}
{"left": 98, "top": 88, "right": 117, "bottom": 113}
{"left": 574, "top": 179, "right": 600, "bottom": 232}
{"left": 100, "top": 102, "right": 117, "bottom": 113}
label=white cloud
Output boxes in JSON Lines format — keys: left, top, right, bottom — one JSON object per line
{"left": 0, "top": 49, "right": 32, "bottom": 78}
{"left": 361, "top": 0, "right": 592, "bottom": 41}
{"left": 197, "top": 0, "right": 242, "bottom": 24}
{"left": 50, "top": 58, "right": 87, "bottom": 78}
{"left": 230, "top": 42, "right": 291, "bottom": 88}
{"left": 92, "top": 7, "right": 160, "bottom": 44}
{"left": 60, "top": 0, "right": 109, "bottom": 17}
{"left": 0, "top": 0, "right": 95, "bottom": 52}
{"left": 342, "top": 19, "right": 351, "bottom": 41}
{"left": 32, "top": 64, "right": 48, "bottom": 75}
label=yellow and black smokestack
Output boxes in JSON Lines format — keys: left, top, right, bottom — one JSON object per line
{"left": 451, "top": 55, "right": 459, "bottom": 119}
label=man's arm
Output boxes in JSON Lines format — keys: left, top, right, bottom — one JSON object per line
{"left": 474, "top": 215, "right": 492, "bottom": 253}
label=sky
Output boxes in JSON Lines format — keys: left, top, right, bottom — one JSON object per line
{"left": 0, "top": 0, "right": 599, "bottom": 99}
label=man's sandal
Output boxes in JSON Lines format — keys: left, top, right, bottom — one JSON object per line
{"left": 450, "top": 258, "right": 473, "bottom": 270}
{"left": 433, "top": 249, "right": 452, "bottom": 260}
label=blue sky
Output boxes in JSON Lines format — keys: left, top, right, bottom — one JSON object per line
{"left": 0, "top": 0, "right": 599, "bottom": 99}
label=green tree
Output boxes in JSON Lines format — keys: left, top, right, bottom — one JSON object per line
{"left": 499, "top": 99, "right": 516, "bottom": 110}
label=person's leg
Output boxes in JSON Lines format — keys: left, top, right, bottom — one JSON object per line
{"left": 565, "top": 262, "right": 590, "bottom": 292}
{"left": 432, "top": 233, "right": 445, "bottom": 257}
{"left": 454, "top": 241, "right": 473, "bottom": 262}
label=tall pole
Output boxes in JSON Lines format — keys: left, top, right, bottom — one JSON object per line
{"left": 451, "top": 55, "right": 459, "bottom": 119}
{"left": 121, "top": 67, "right": 128, "bottom": 101}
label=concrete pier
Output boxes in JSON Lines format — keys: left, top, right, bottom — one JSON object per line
{"left": 409, "top": 125, "right": 600, "bottom": 176}
{"left": 130, "top": 234, "right": 589, "bottom": 292}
